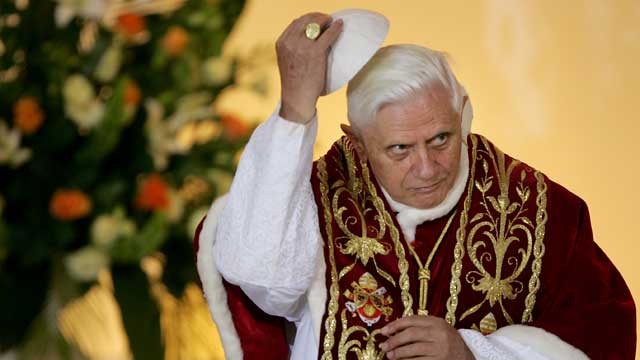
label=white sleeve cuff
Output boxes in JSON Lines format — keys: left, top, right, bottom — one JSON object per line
{"left": 459, "top": 325, "right": 589, "bottom": 360}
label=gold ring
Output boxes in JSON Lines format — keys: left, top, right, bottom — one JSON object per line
{"left": 304, "top": 22, "right": 321, "bottom": 40}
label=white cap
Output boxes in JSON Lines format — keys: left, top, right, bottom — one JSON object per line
{"left": 325, "top": 9, "right": 389, "bottom": 94}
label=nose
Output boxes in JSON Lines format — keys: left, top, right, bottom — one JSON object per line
{"left": 410, "top": 147, "right": 438, "bottom": 180}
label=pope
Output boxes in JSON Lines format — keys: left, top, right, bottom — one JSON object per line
{"left": 195, "top": 10, "right": 636, "bottom": 360}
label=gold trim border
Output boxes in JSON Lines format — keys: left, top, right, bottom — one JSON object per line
{"left": 521, "top": 171, "right": 548, "bottom": 322}
{"left": 318, "top": 157, "right": 339, "bottom": 360}
{"left": 445, "top": 135, "right": 478, "bottom": 326}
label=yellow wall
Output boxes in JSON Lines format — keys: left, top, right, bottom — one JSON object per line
{"left": 220, "top": 1, "right": 640, "bottom": 356}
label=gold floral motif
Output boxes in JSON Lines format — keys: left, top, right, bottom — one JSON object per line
{"left": 319, "top": 137, "right": 410, "bottom": 359}
{"left": 337, "top": 137, "right": 411, "bottom": 315}
{"left": 330, "top": 138, "right": 397, "bottom": 285}
{"left": 338, "top": 310, "right": 385, "bottom": 360}
{"left": 332, "top": 182, "right": 395, "bottom": 286}
{"left": 337, "top": 233, "right": 389, "bottom": 266}
{"left": 321, "top": 137, "right": 416, "bottom": 359}
{"left": 359, "top": 152, "right": 414, "bottom": 317}
{"left": 459, "top": 136, "right": 544, "bottom": 324}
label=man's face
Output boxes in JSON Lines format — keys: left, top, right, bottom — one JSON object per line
{"left": 352, "top": 87, "right": 462, "bottom": 209}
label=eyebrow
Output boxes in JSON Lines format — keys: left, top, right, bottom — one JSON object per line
{"left": 382, "top": 130, "right": 452, "bottom": 150}
{"left": 384, "top": 142, "right": 407, "bottom": 150}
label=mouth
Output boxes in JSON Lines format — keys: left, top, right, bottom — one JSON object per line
{"left": 410, "top": 181, "right": 442, "bottom": 193}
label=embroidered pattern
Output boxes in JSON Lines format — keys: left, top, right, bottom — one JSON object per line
{"left": 315, "top": 134, "right": 549, "bottom": 358}
{"left": 318, "top": 157, "right": 340, "bottom": 360}
{"left": 338, "top": 310, "right": 385, "bottom": 360}
{"left": 458, "top": 137, "right": 548, "bottom": 324}
{"left": 344, "top": 272, "right": 393, "bottom": 327}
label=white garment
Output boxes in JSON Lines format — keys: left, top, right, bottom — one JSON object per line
{"left": 211, "top": 105, "right": 588, "bottom": 359}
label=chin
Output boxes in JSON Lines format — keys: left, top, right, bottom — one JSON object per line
{"left": 412, "top": 200, "right": 441, "bottom": 209}
{"left": 406, "top": 195, "right": 445, "bottom": 209}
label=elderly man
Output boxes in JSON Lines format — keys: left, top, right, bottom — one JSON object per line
{"left": 195, "top": 12, "right": 635, "bottom": 359}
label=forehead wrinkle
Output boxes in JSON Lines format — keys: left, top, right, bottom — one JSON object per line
{"left": 375, "top": 101, "right": 452, "bottom": 134}
{"left": 363, "top": 87, "right": 458, "bottom": 150}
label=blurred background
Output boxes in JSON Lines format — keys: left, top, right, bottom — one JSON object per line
{"left": 1, "top": 0, "right": 638, "bottom": 359}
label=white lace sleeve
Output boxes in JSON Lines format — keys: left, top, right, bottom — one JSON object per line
{"left": 459, "top": 325, "right": 589, "bottom": 360}
{"left": 213, "top": 105, "right": 321, "bottom": 321}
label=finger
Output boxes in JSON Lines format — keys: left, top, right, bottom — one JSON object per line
{"left": 294, "top": 12, "right": 332, "bottom": 39}
{"left": 296, "top": 12, "right": 332, "bottom": 28}
{"left": 317, "top": 18, "right": 344, "bottom": 49}
{"left": 380, "top": 327, "right": 434, "bottom": 352}
{"left": 385, "top": 342, "right": 434, "bottom": 360}
{"left": 382, "top": 315, "right": 435, "bottom": 336}
{"left": 279, "top": 12, "right": 329, "bottom": 44}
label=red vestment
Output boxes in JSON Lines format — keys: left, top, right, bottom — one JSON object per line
{"left": 195, "top": 134, "right": 635, "bottom": 359}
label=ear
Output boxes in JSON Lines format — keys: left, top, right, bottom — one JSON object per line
{"left": 460, "top": 95, "right": 472, "bottom": 137}
{"left": 340, "top": 124, "right": 367, "bottom": 161}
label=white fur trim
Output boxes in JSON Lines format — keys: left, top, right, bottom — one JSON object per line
{"left": 492, "top": 325, "right": 589, "bottom": 359}
{"left": 382, "top": 142, "right": 469, "bottom": 242}
{"left": 196, "top": 195, "right": 244, "bottom": 360}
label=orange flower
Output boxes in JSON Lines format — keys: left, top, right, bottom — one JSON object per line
{"left": 135, "top": 173, "right": 169, "bottom": 211}
{"left": 162, "top": 26, "right": 189, "bottom": 56}
{"left": 50, "top": 190, "right": 92, "bottom": 221}
{"left": 124, "top": 80, "right": 141, "bottom": 106}
{"left": 13, "top": 96, "right": 44, "bottom": 135}
{"left": 117, "top": 13, "right": 146, "bottom": 38}
{"left": 220, "top": 113, "right": 250, "bottom": 139}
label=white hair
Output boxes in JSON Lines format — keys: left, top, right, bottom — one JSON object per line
{"left": 347, "top": 44, "right": 466, "bottom": 132}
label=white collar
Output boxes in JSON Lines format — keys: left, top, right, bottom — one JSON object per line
{"left": 380, "top": 143, "right": 469, "bottom": 242}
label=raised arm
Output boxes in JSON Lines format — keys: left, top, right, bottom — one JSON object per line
{"left": 212, "top": 13, "right": 343, "bottom": 320}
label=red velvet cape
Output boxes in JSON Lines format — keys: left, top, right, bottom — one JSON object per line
{"left": 309, "top": 134, "right": 635, "bottom": 359}
{"left": 194, "top": 133, "right": 635, "bottom": 359}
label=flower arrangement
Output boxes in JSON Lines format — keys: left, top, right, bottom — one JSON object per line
{"left": 0, "top": 0, "right": 263, "bottom": 357}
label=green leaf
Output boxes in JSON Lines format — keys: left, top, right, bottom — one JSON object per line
{"left": 110, "top": 213, "right": 168, "bottom": 263}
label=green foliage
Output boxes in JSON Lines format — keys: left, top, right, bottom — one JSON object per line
{"left": 0, "top": 0, "right": 257, "bottom": 356}
{"left": 110, "top": 212, "right": 169, "bottom": 263}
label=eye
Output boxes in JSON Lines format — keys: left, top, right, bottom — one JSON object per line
{"left": 388, "top": 144, "right": 410, "bottom": 157}
{"left": 431, "top": 133, "right": 449, "bottom": 147}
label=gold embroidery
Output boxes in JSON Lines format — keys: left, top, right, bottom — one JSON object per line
{"left": 460, "top": 138, "right": 536, "bottom": 324}
{"left": 320, "top": 134, "right": 547, "bottom": 357}
{"left": 446, "top": 137, "right": 478, "bottom": 325}
{"left": 332, "top": 184, "right": 396, "bottom": 286}
{"left": 318, "top": 157, "right": 340, "bottom": 360}
{"left": 521, "top": 171, "right": 548, "bottom": 322}
{"left": 405, "top": 211, "right": 456, "bottom": 315}
{"left": 332, "top": 139, "right": 396, "bottom": 286}
{"left": 360, "top": 155, "right": 414, "bottom": 317}
{"left": 338, "top": 310, "right": 385, "bottom": 360}
{"left": 322, "top": 137, "right": 411, "bottom": 358}
{"left": 334, "top": 139, "right": 396, "bottom": 286}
